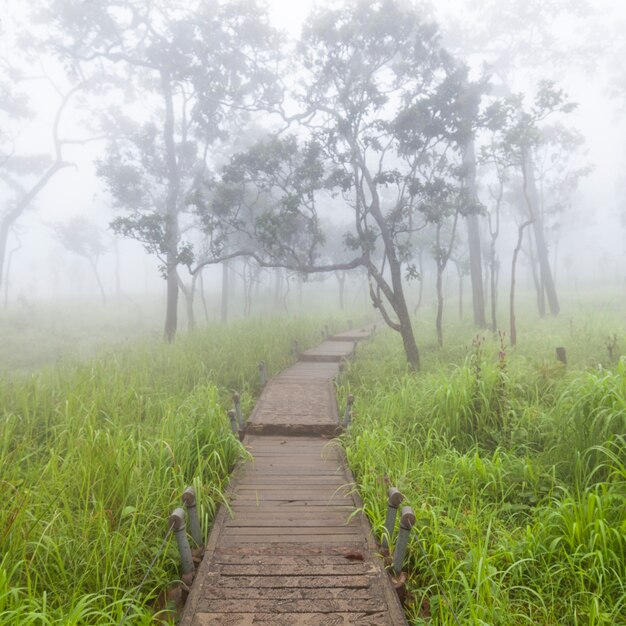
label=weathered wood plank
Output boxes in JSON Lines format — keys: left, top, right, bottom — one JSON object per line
{"left": 204, "top": 587, "right": 377, "bottom": 600}
{"left": 218, "top": 563, "right": 376, "bottom": 576}
{"left": 228, "top": 523, "right": 359, "bottom": 539}
{"left": 196, "top": 598, "right": 386, "bottom": 614}
{"left": 191, "top": 612, "right": 392, "bottom": 625}
{"left": 215, "top": 574, "right": 373, "bottom": 589}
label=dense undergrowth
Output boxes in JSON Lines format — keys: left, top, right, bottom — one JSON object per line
{"left": 341, "top": 311, "right": 625, "bottom": 625}
{"left": 0, "top": 316, "right": 331, "bottom": 624}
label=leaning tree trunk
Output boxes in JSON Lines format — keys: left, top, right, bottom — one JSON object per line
{"left": 3, "top": 233, "right": 22, "bottom": 309}
{"left": 462, "top": 139, "right": 486, "bottom": 328}
{"left": 88, "top": 257, "right": 106, "bottom": 306}
{"left": 177, "top": 275, "right": 197, "bottom": 332}
{"left": 521, "top": 145, "right": 559, "bottom": 315}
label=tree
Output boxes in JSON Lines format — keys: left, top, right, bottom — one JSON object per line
{"left": 52, "top": 216, "right": 109, "bottom": 304}
{"left": 439, "top": 0, "right": 595, "bottom": 319}
{"left": 481, "top": 83, "right": 578, "bottom": 340}
{"left": 0, "top": 61, "right": 82, "bottom": 297}
{"left": 295, "top": 1, "right": 475, "bottom": 368}
{"left": 192, "top": 2, "right": 477, "bottom": 369}
{"left": 43, "top": 0, "right": 281, "bottom": 341}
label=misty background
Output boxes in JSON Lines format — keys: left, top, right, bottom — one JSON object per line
{"left": 1, "top": 0, "right": 625, "bottom": 353}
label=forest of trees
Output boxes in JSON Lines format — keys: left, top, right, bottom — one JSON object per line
{"left": 1, "top": 0, "right": 622, "bottom": 366}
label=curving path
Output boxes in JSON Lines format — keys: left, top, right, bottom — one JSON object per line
{"left": 179, "top": 325, "right": 407, "bottom": 626}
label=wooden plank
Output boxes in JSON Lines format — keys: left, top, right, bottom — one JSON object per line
{"left": 213, "top": 554, "right": 372, "bottom": 566}
{"left": 213, "top": 545, "right": 368, "bottom": 557}
{"left": 215, "top": 575, "right": 373, "bottom": 589}
{"left": 204, "top": 587, "right": 377, "bottom": 600}
{"left": 224, "top": 520, "right": 356, "bottom": 528}
{"left": 225, "top": 527, "right": 361, "bottom": 536}
{"left": 195, "top": 598, "right": 386, "bottom": 614}
{"left": 218, "top": 564, "right": 376, "bottom": 576}
{"left": 220, "top": 536, "right": 364, "bottom": 545}
{"left": 192, "top": 612, "right": 392, "bottom": 625}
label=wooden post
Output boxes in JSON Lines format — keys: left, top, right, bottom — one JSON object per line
{"left": 382, "top": 487, "right": 404, "bottom": 552}
{"left": 392, "top": 506, "right": 416, "bottom": 576}
{"left": 233, "top": 392, "right": 244, "bottom": 429}
{"left": 258, "top": 361, "right": 267, "bottom": 387}
{"left": 342, "top": 394, "right": 354, "bottom": 428}
{"left": 556, "top": 347, "right": 567, "bottom": 365}
{"left": 228, "top": 409, "right": 238, "bottom": 434}
{"left": 168, "top": 508, "right": 195, "bottom": 577}
{"left": 182, "top": 487, "right": 203, "bottom": 547}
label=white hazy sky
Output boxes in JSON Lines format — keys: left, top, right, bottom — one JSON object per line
{"left": 2, "top": 0, "right": 625, "bottom": 302}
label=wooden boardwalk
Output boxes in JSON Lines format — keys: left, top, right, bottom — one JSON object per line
{"left": 180, "top": 325, "right": 407, "bottom": 626}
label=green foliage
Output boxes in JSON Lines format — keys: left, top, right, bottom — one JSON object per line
{"left": 341, "top": 309, "right": 625, "bottom": 624}
{"left": 0, "top": 315, "right": 329, "bottom": 623}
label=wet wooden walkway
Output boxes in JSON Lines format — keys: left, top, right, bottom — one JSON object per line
{"left": 180, "top": 324, "right": 407, "bottom": 625}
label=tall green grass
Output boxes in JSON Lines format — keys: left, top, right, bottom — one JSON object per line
{"left": 342, "top": 311, "right": 625, "bottom": 625}
{"left": 0, "top": 316, "right": 332, "bottom": 624}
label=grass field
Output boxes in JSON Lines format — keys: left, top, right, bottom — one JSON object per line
{"left": 340, "top": 300, "right": 626, "bottom": 625}
{"left": 0, "top": 313, "right": 339, "bottom": 624}
{"left": 1, "top": 291, "right": 624, "bottom": 624}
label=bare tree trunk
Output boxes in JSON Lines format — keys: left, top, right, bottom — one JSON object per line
{"left": 490, "top": 250, "right": 499, "bottom": 333}
{"left": 178, "top": 274, "right": 197, "bottom": 332}
{"left": 0, "top": 87, "right": 76, "bottom": 294}
{"left": 88, "top": 257, "right": 107, "bottom": 305}
{"left": 521, "top": 145, "right": 559, "bottom": 315}
{"left": 413, "top": 250, "right": 424, "bottom": 314}
{"left": 526, "top": 231, "right": 545, "bottom": 318}
{"left": 221, "top": 259, "right": 229, "bottom": 324}
{"left": 198, "top": 269, "right": 209, "bottom": 323}
{"left": 114, "top": 238, "right": 121, "bottom": 301}
{"left": 273, "top": 267, "right": 283, "bottom": 312}
{"left": 161, "top": 70, "right": 180, "bottom": 342}
{"left": 436, "top": 261, "right": 444, "bottom": 347}
{"left": 3, "top": 233, "right": 22, "bottom": 310}
{"left": 457, "top": 263, "right": 464, "bottom": 320}
{"left": 335, "top": 271, "right": 346, "bottom": 310}
{"left": 462, "top": 139, "right": 486, "bottom": 328}
{"left": 510, "top": 220, "right": 533, "bottom": 347}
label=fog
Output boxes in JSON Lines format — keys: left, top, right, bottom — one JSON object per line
{"left": 1, "top": 0, "right": 625, "bottom": 349}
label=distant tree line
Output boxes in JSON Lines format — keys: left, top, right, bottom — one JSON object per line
{"left": 2, "top": 0, "right": 605, "bottom": 367}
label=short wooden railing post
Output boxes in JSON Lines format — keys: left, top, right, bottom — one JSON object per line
{"left": 292, "top": 340, "right": 300, "bottom": 361}
{"left": 227, "top": 409, "right": 238, "bottom": 435}
{"left": 382, "top": 487, "right": 404, "bottom": 551}
{"left": 233, "top": 392, "right": 244, "bottom": 429}
{"left": 182, "top": 487, "right": 203, "bottom": 548}
{"left": 342, "top": 393, "right": 354, "bottom": 428}
{"left": 556, "top": 347, "right": 567, "bottom": 366}
{"left": 392, "top": 506, "right": 416, "bottom": 576}
{"left": 168, "top": 508, "right": 195, "bottom": 577}
{"left": 258, "top": 361, "right": 267, "bottom": 387}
